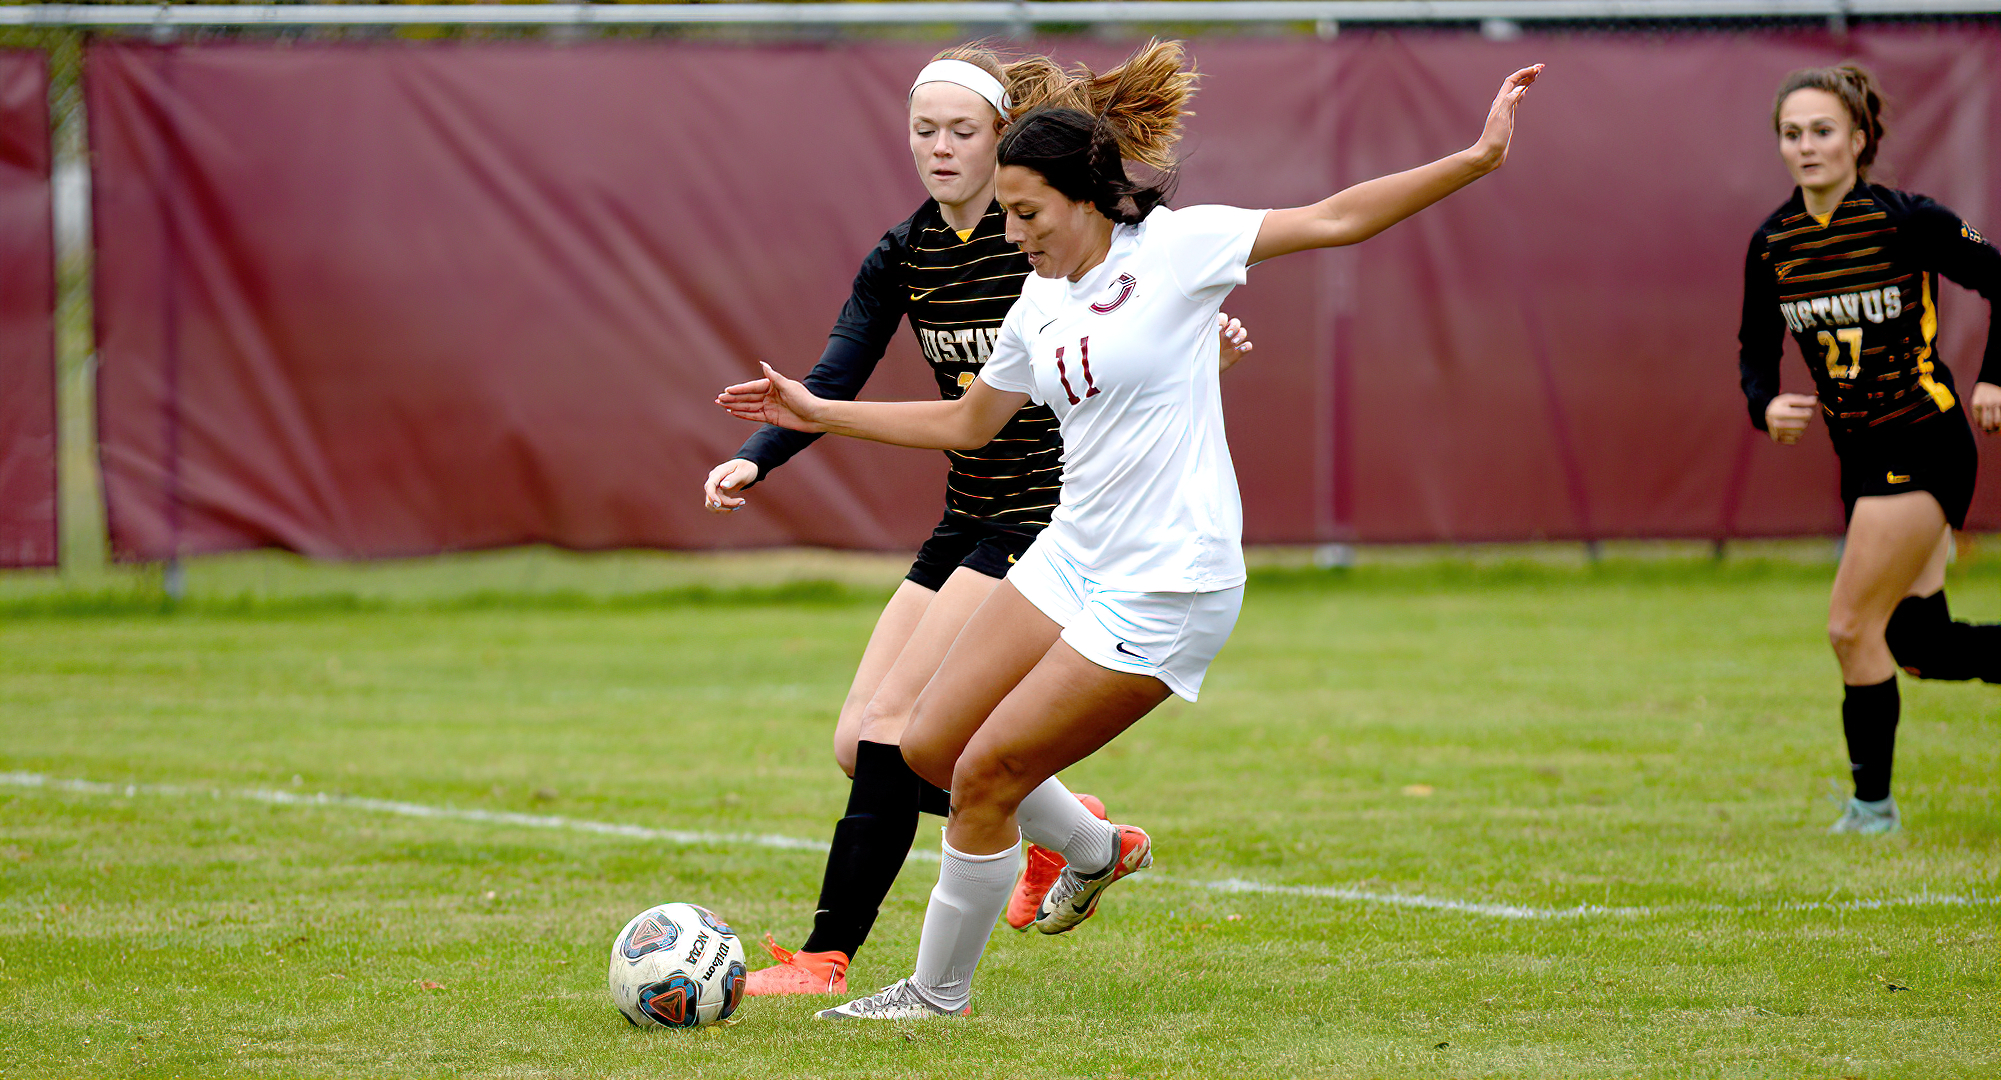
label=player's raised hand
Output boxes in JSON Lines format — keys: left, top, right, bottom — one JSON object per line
{"left": 703, "top": 458, "right": 759, "bottom": 513}
{"left": 1471, "top": 64, "right": 1543, "bottom": 172}
{"left": 717, "top": 363, "right": 826, "bottom": 433}
{"left": 1217, "top": 312, "right": 1254, "bottom": 373}
{"left": 1971, "top": 381, "right": 2001, "bottom": 432}
{"left": 1765, "top": 392, "right": 1818, "bottom": 445}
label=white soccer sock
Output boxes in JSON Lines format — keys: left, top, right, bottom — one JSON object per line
{"left": 1016, "top": 776, "right": 1117, "bottom": 877}
{"left": 910, "top": 835, "right": 1019, "bottom": 1012}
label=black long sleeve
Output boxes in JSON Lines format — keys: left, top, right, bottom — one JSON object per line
{"left": 733, "top": 226, "right": 912, "bottom": 485}
{"left": 1737, "top": 230, "right": 1786, "bottom": 432}
{"left": 1906, "top": 195, "right": 2001, "bottom": 388}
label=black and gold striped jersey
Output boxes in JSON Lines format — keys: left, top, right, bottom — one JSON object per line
{"left": 735, "top": 199, "right": 1061, "bottom": 529}
{"left": 1740, "top": 184, "right": 2001, "bottom": 444}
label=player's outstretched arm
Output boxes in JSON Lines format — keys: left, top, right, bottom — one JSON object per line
{"left": 718, "top": 362, "right": 1028, "bottom": 451}
{"left": 1250, "top": 65, "right": 1542, "bottom": 264}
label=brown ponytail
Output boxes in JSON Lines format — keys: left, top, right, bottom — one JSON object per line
{"left": 993, "top": 39, "right": 1198, "bottom": 224}
{"left": 1006, "top": 38, "right": 1197, "bottom": 174}
{"left": 1773, "top": 63, "right": 1887, "bottom": 181}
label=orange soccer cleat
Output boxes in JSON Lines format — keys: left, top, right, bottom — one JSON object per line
{"left": 1004, "top": 792, "right": 1108, "bottom": 931}
{"left": 744, "top": 934, "right": 849, "bottom": 997}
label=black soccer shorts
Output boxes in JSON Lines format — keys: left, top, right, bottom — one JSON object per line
{"left": 904, "top": 511, "right": 1042, "bottom": 592}
{"left": 1838, "top": 409, "right": 1978, "bottom": 530}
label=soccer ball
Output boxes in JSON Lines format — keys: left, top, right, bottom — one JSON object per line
{"left": 608, "top": 902, "right": 748, "bottom": 1029}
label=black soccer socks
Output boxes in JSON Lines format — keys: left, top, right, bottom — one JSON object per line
{"left": 1841, "top": 676, "right": 1901, "bottom": 803}
{"left": 919, "top": 780, "right": 952, "bottom": 818}
{"left": 1885, "top": 590, "right": 2001, "bottom": 682}
{"left": 800, "top": 740, "right": 928, "bottom": 959}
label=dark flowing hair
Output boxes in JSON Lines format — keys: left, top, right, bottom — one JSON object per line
{"left": 1773, "top": 63, "right": 1887, "bottom": 182}
{"left": 996, "top": 39, "right": 1196, "bottom": 224}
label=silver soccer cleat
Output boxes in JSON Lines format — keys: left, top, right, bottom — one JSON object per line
{"left": 814, "top": 978, "right": 969, "bottom": 1021}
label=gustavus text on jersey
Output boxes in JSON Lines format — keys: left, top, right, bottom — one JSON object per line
{"left": 1778, "top": 284, "right": 1903, "bottom": 333}
{"left": 919, "top": 326, "right": 1003, "bottom": 366}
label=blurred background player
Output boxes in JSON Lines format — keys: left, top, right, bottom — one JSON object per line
{"left": 720, "top": 48, "right": 1541, "bottom": 1019}
{"left": 700, "top": 44, "right": 1253, "bottom": 995}
{"left": 1738, "top": 64, "right": 2001, "bottom": 836}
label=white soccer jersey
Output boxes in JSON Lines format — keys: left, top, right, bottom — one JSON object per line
{"left": 979, "top": 204, "right": 1268, "bottom": 593}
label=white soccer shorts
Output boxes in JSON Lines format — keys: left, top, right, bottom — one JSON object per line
{"left": 1007, "top": 538, "right": 1243, "bottom": 702}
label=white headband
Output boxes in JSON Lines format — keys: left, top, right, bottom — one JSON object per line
{"left": 909, "top": 59, "right": 1010, "bottom": 116}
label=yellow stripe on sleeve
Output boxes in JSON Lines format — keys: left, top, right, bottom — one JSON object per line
{"left": 1914, "top": 275, "right": 1957, "bottom": 412}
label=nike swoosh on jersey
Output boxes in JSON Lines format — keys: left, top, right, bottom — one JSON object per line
{"left": 910, "top": 288, "right": 942, "bottom": 301}
{"left": 1887, "top": 472, "right": 1911, "bottom": 483}
{"left": 1114, "top": 641, "right": 1149, "bottom": 661}
{"left": 1039, "top": 318, "right": 1058, "bottom": 332}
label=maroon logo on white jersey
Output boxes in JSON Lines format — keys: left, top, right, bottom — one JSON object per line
{"left": 1090, "top": 273, "right": 1137, "bottom": 314}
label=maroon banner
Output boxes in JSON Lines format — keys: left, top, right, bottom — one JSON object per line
{"left": 0, "top": 50, "right": 55, "bottom": 568}
{"left": 89, "top": 43, "right": 955, "bottom": 560}
{"left": 87, "top": 33, "right": 2001, "bottom": 561}
{"left": 1328, "top": 27, "right": 2001, "bottom": 542}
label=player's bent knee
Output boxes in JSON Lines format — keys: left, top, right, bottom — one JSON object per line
{"left": 1885, "top": 591, "right": 1981, "bottom": 680}
{"left": 1826, "top": 615, "right": 1870, "bottom": 657}
{"left": 899, "top": 734, "right": 956, "bottom": 792}
{"left": 855, "top": 701, "right": 911, "bottom": 748}
{"left": 947, "top": 750, "right": 1035, "bottom": 810}
{"left": 832, "top": 704, "right": 867, "bottom": 776}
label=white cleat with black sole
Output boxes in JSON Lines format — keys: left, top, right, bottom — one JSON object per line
{"left": 1034, "top": 823, "right": 1152, "bottom": 935}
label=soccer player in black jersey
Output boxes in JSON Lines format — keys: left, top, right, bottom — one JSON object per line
{"left": 1739, "top": 65, "right": 2001, "bottom": 836}
{"left": 700, "top": 45, "right": 1251, "bottom": 994}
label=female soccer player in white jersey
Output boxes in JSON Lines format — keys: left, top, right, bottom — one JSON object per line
{"left": 720, "top": 51, "right": 1542, "bottom": 1019}
{"left": 700, "top": 44, "right": 1253, "bottom": 996}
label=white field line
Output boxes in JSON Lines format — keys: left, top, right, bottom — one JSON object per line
{"left": 0, "top": 771, "right": 831, "bottom": 853}
{"left": 1145, "top": 875, "right": 1653, "bottom": 919}
{"left": 5, "top": 771, "right": 1995, "bottom": 921}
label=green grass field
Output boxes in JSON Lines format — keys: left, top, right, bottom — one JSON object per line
{"left": 2, "top": 549, "right": 1997, "bottom": 1078}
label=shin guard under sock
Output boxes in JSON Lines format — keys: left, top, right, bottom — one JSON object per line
{"left": 910, "top": 837, "right": 1018, "bottom": 1012}
{"left": 1841, "top": 677, "right": 1900, "bottom": 803}
{"left": 1885, "top": 590, "right": 2001, "bottom": 682}
{"left": 799, "top": 740, "right": 923, "bottom": 958}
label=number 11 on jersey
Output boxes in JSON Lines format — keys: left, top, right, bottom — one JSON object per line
{"left": 1054, "top": 336, "right": 1101, "bottom": 406}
